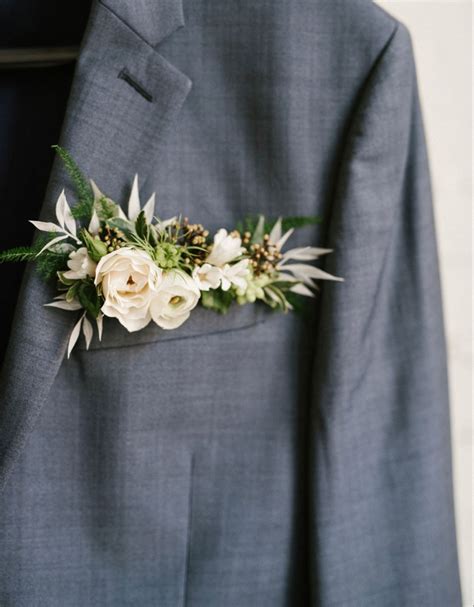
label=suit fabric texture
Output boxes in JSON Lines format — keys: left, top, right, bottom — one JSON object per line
{"left": 0, "top": 0, "right": 461, "bottom": 605}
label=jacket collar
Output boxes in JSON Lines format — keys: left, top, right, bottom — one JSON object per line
{"left": 0, "top": 0, "right": 191, "bottom": 491}
{"left": 102, "top": 0, "right": 185, "bottom": 46}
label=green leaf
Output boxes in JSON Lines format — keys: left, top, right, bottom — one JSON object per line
{"left": 96, "top": 196, "right": 118, "bottom": 220}
{"left": 135, "top": 210, "right": 149, "bottom": 240}
{"left": 200, "top": 289, "right": 234, "bottom": 314}
{"left": 280, "top": 216, "right": 322, "bottom": 231}
{"left": 107, "top": 217, "right": 135, "bottom": 239}
{"left": 52, "top": 145, "right": 94, "bottom": 221}
{"left": 237, "top": 215, "right": 322, "bottom": 239}
{"left": 36, "top": 249, "right": 71, "bottom": 281}
{"left": 76, "top": 281, "right": 101, "bottom": 318}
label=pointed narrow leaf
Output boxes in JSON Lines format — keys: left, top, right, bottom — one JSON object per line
{"left": 82, "top": 315, "right": 93, "bottom": 349}
{"left": 29, "top": 220, "right": 62, "bottom": 233}
{"left": 269, "top": 217, "right": 282, "bottom": 244}
{"left": 281, "top": 246, "right": 333, "bottom": 262}
{"left": 281, "top": 263, "right": 343, "bottom": 283}
{"left": 88, "top": 210, "right": 100, "bottom": 235}
{"left": 128, "top": 174, "right": 141, "bottom": 221}
{"left": 289, "top": 283, "right": 315, "bottom": 297}
{"left": 90, "top": 179, "right": 104, "bottom": 202}
{"left": 63, "top": 194, "right": 77, "bottom": 236}
{"left": 143, "top": 193, "right": 155, "bottom": 224}
{"left": 55, "top": 190, "right": 66, "bottom": 228}
{"left": 67, "top": 314, "right": 84, "bottom": 358}
{"left": 45, "top": 299, "right": 83, "bottom": 311}
{"left": 251, "top": 215, "right": 265, "bottom": 243}
{"left": 55, "top": 190, "right": 76, "bottom": 236}
{"left": 35, "top": 234, "right": 69, "bottom": 257}
{"left": 96, "top": 313, "right": 104, "bottom": 341}
{"left": 275, "top": 228, "right": 294, "bottom": 251}
{"left": 117, "top": 206, "right": 128, "bottom": 220}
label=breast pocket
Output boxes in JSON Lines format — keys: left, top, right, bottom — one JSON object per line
{"left": 76, "top": 302, "right": 268, "bottom": 351}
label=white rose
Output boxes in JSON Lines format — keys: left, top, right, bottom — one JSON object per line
{"left": 220, "top": 259, "right": 250, "bottom": 291}
{"left": 205, "top": 229, "right": 244, "bottom": 266}
{"left": 150, "top": 270, "right": 200, "bottom": 330}
{"left": 63, "top": 247, "right": 97, "bottom": 280}
{"left": 95, "top": 248, "right": 162, "bottom": 332}
{"left": 192, "top": 263, "right": 222, "bottom": 291}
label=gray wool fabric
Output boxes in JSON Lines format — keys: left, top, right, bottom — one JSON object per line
{"left": 0, "top": 0, "right": 461, "bottom": 605}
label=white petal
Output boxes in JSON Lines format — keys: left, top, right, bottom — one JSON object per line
{"left": 67, "top": 314, "right": 84, "bottom": 358}
{"left": 29, "top": 220, "right": 62, "bottom": 233}
{"left": 143, "top": 193, "right": 155, "bottom": 223}
{"left": 96, "top": 313, "right": 104, "bottom": 341}
{"left": 276, "top": 228, "right": 294, "bottom": 251}
{"left": 82, "top": 316, "right": 93, "bottom": 350}
{"left": 45, "top": 299, "right": 83, "bottom": 311}
{"left": 88, "top": 210, "right": 101, "bottom": 235}
{"left": 269, "top": 217, "right": 282, "bottom": 244}
{"left": 128, "top": 174, "right": 141, "bottom": 221}
{"left": 289, "top": 283, "right": 315, "bottom": 297}
{"left": 35, "top": 234, "right": 69, "bottom": 256}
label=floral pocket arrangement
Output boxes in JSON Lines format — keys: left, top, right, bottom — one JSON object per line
{"left": 0, "top": 147, "right": 342, "bottom": 356}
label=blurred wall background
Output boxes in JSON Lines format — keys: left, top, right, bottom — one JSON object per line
{"left": 376, "top": 2, "right": 472, "bottom": 604}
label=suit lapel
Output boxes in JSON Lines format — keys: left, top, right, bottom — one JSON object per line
{"left": 0, "top": 0, "right": 191, "bottom": 491}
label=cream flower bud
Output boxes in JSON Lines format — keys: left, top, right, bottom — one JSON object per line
{"left": 219, "top": 259, "right": 250, "bottom": 291}
{"left": 205, "top": 229, "right": 244, "bottom": 266}
{"left": 63, "top": 247, "right": 97, "bottom": 280}
{"left": 192, "top": 263, "right": 222, "bottom": 291}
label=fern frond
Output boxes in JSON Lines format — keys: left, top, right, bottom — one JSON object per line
{"left": 52, "top": 145, "right": 93, "bottom": 220}
{"left": 0, "top": 247, "right": 37, "bottom": 263}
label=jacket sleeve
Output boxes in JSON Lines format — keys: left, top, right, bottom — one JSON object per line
{"left": 310, "top": 22, "right": 461, "bottom": 606}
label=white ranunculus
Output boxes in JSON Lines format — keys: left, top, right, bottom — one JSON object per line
{"left": 220, "top": 259, "right": 250, "bottom": 291}
{"left": 205, "top": 229, "right": 244, "bottom": 266}
{"left": 95, "top": 248, "right": 162, "bottom": 332}
{"left": 150, "top": 270, "right": 200, "bottom": 330}
{"left": 192, "top": 263, "right": 222, "bottom": 291}
{"left": 63, "top": 247, "right": 97, "bottom": 280}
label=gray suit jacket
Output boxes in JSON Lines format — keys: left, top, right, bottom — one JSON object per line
{"left": 0, "top": 1, "right": 461, "bottom": 605}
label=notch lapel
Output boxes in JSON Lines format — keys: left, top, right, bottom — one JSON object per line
{"left": 0, "top": 0, "right": 191, "bottom": 491}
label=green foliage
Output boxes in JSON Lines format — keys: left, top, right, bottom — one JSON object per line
{"left": 96, "top": 196, "right": 117, "bottom": 220}
{"left": 200, "top": 289, "right": 234, "bottom": 314}
{"left": 135, "top": 211, "right": 148, "bottom": 240}
{"left": 76, "top": 280, "right": 102, "bottom": 318}
{"left": 280, "top": 216, "right": 322, "bottom": 231}
{"left": 236, "top": 215, "right": 322, "bottom": 238}
{"left": 36, "top": 250, "right": 71, "bottom": 281}
{"left": 284, "top": 290, "right": 315, "bottom": 318}
{"left": 0, "top": 236, "right": 69, "bottom": 282}
{"left": 0, "top": 246, "right": 38, "bottom": 263}
{"left": 52, "top": 145, "right": 94, "bottom": 221}
{"left": 107, "top": 217, "right": 135, "bottom": 239}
